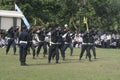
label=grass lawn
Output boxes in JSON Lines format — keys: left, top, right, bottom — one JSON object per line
{"left": 0, "top": 47, "right": 120, "bottom": 80}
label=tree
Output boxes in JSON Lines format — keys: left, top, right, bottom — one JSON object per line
{"left": 0, "top": 0, "right": 120, "bottom": 32}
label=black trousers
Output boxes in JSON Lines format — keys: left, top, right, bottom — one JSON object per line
{"left": 90, "top": 45, "right": 96, "bottom": 59}
{"left": 30, "top": 42, "right": 37, "bottom": 59}
{"left": 79, "top": 45, "right": 91, "bottom": 61}
{"left": 37, "top": 42, "right": 47, "bottom": 57}
{"left": 6, "top": 39, "right": 16, "bottom": 55}
{"left": 48, "top": 44, "right": 59, "bottom": 63}
{"left": 27, "top": 41, "right": 40, "bottom": 59}
{"left": 62, "top": 43, "right": 73, "bottom": 58}
{"left": 19, "top": 43, "right": 27, "bottom": 64}
{"left": 57, "top": 44, "right": 64, "bottom": 59}
{"left": 86, "top": 45, "right": 96, "bottom": 59}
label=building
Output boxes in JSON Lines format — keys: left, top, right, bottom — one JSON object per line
{"left": 0, "top": 10, "right": 23, "bottom": 30}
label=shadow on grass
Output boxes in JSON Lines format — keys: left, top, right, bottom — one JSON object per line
{"left": 62, "top": 58, "right": 99, "bottom": 64}
{"left": 27, "top": 63, "right": 56, "bottom": 66}
{"left": 26, "top": 58, "right": 99, "bottom": 66}
{"left": 71, "top": 54, "right": 79, "bottom": 56}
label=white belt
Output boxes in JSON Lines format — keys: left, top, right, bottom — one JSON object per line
{"left": 20, "top": 41, "right": 27, "bottom": 44}
{"left": 82, "top": 43, "right": 87, "bottom": 45}
{"left": 65, "top": 42, "right": 69, "bottom": 44}
{"left": 7, "top": 37, "right": 14, "bottom": 39}
{"left": 82, "top": 43, "right": 94, "bottom": 45}
{"left": 50, "top": 42, "right": 61, "bottom": 45}
{"left": 88, "top": 43, "right": 94, "bottom": 45}
{"left": 38, "top": 41, "right": 44, "bottom": 42}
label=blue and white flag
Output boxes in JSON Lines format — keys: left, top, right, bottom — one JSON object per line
{"left": 14, "top": 3, "right": 30, "bottom": 29}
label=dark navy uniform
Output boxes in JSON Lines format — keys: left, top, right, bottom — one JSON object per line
{"left": 37, "top": 28, "right": 47, "bottom": 57}
{"left": 89, "top": 30, "right": 96, "bottom": 59}
{"left": 62, "top": 31, "right": 73, "bottom": 60}
{"left": 6, "top": 27, "right": 17, "bottom": 55}
{"left": 27, "top": 28, "right": 33, "bottom": 55}
{"left": 79, "top": 31, "right": 91, "bottom": 61}
{"left": 27, "top": 28, "right": 37, "bottom": 59}
{"left": 52, "top": 28, "right": 64, "bottom": 60}
{"left": 19, "top": 27, "right": 29, "bottom": 66}
{"left": 48, "top": 28, "right": 61, "bottom": 63}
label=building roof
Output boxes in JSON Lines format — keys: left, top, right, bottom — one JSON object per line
{"left": 0, "top": 10, "right": 24, "bottom": 18}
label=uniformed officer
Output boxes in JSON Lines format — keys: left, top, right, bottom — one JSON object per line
{"left": 27, "top": 27, "right": 38, "bottom": 59}
{"left": 52, "top": 27, "right": 64, "bottom": 60}
{"left": 6, "top": 26, "right": 18, "bottom": 55}
{"left": 62, "top": 30, "right": 74, "bottom": 60}
{"left": 48, "top": 27, "right": 61, "bottom": 63}
{"left": 18, "top": 26, "right": 29, "bottom": 66}
{"left": 90, "top": 29, "right": 96, "bottom": 59}
{"left": 27, "top": 27, "right": 33, "bottom": 55}
{"left": 36, "top": 27, "right": 47, "bottom": 57}
{"left": 86, "top": 29, "right": 96, "bottom": 59}
{"left": 79, "top": 31, "right": 91, "bottom": 61}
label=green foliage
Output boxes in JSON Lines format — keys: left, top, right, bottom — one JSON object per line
{"left": 0, "top": 0, "right": 120, "bottom": 32}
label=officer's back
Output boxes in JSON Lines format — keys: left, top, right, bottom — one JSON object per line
{"left": 19, "top": 28, "right": 29, "bottom": 41}
{"left": 83, "top": 32, "right": 89, "bottom": 43}
{"left": 51, "top": 29, "right": 59, "bottom": 43}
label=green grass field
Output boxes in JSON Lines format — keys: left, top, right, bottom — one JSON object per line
{"left": 0, "top": 47, "right": 120, "bottom": 80}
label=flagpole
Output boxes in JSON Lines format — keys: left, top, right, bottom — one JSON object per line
{"left": 14, "top": 2, "right": 30, "bottom": 29}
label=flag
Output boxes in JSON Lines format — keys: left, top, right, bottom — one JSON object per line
{"left": 14, "top": 3, "right": 30, "bottom": 29}
{"left": 34, "top": 18, "right": 36, "bottom": 25}
{"left": 83, "top": 16, "right": 89, "bottom": 32}
{"left": 83, "top": 16, "right": 87, "bottom": 24}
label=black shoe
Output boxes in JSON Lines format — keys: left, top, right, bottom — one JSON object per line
{"left": 24, "top": 63, "right": 28, "bottom": 66}
{"left": 21, "top": 63, "right": 25, "bottom": 66}
{"left": 56, "top": 61, "right": 59, "bottom": 64}
{"left": 89, "top": 59, "right": 92, "bottom": 61}
{"left": 21, "top": 63, "right": 28, "bottom": 66}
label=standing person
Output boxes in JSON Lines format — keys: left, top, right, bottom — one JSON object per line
{"left": 79, "top": 31, "right": 91, "bottom": 61}
{"left": 62, "top": 29, "right": 74, "bottom": 60}
{"left": 6, "top": 26, "right": 18, "bottom": 55}
{"left": 48, "top": 27, "right": 61, "bottom": 63}
{"left": 26, "top": 27, "right": 33, "bottom": 55}
{"left": 36, "top": 27, "right": 47, "bottom": 57}
{"left": 18, "top": 26, "right": 29, "bottom": 66}
{"left": 86, "top": 29, "right": 96, "bottom": 59}
{"left": 52, "top": 27, "right": 64, "bottom": 60}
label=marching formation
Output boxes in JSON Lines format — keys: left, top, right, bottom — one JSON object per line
{"left": 4, "top": 25, "right": 97, "bottom": 66}
{"left": 1, "top": 25, "right": 120, "bottom": 66}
